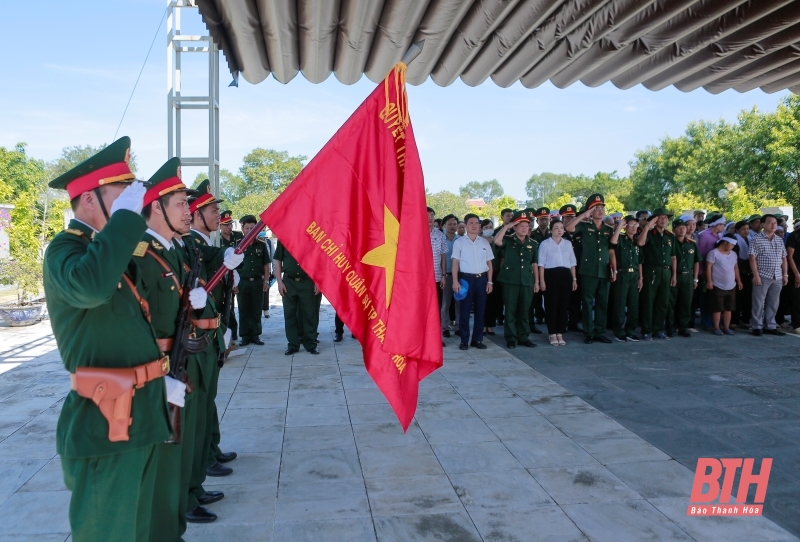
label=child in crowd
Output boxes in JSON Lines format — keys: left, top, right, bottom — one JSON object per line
{"left": 705, "top": 233, "right": 743, "bottom": 336}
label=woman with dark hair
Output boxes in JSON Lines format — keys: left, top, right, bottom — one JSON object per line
{"left": 538, "top": 220, "right": 577, "bottom": 345}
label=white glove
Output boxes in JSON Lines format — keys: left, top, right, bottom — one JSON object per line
{"left": 223, "top": 329, "right": 231, "bottom": 349}
{"left": 188, "top": 287, "right": 207, "bottom": 310}
{"left": 232, "top": 270, "right": 240, "bottom": 288}
{"left": 110, "top": 181, "right": 146, "bottom": 215}
{"left": 164, "top": 376, "right": 186, "bottom": 407}
{"left": 223, "top": 247, "right": 245, "bottom": 270}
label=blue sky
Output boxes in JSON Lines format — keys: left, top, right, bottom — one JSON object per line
{"left": 2, "top": 0, "right": 791, "bottom": 200}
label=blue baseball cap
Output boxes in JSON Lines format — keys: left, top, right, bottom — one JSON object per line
{"left": 454, "top": 279, "right": 469, "bottom": 301}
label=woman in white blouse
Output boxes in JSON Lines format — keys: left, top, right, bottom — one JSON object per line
{"left": 538, "top": 220, "right": 578, "bottom": 346}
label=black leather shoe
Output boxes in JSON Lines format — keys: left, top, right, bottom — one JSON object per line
{"left": 216, "top": 451, "right": 237, "bottom": 464}
{"left": 584, "top": 336, "right": 594, "bottom": 344}
{"left": 459, "top": 343, "right": 468, "bottom": 350}
{"left": 252, "top": 338, "right": 265, "bottom": 345}
{"left": 308, "top": 348, "right": 320, "bottom": 355}
{"left": 530, "top": 327, "right": 543, "bottom": 334}
{"left": 472, "top": 342, "right": 488, "bottom": 350}
{"left": 198, "top": 491, "right": 225, "bottom": 505}
{"left": 678, "top": 330, "right": 692, "bottom": 338}
{"left": 442, "top": 329, "right": 451, "bottom": 338}
{"left": 186, "top": 506, "right": 217, "bottom": 523}
{"left": 334, "top": 333, "right": 343, "bottom": 342}
{"left": 206, "top": 461, "right": 232, "bottom": 477}
{"left": 520, "top": 340, "right": 537, "bottom": 348}
{"left": 595, "top": 335, "right": 613, "bottom": 344}
{"left": 764, "top": 328, "right": 786, "bottom": 336}
{"left": 752, "top": 329, "right": 762, "bottom": 336}
{"left": 284, "top": 348, "right": 298, "bottom": 355}
{"left": 239, "top": 339, "right": 250, "bottom": 346}
{"left": 507, "top": 341, "right": 516, "bottom": 349}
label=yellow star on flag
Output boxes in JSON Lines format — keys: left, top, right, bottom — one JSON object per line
{"left": 361, "top": 205, "right": 400, "bottom": 307}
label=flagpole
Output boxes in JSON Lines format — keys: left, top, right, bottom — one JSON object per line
{"left": 204, "top": 219, "right": 266, "bottom": 293}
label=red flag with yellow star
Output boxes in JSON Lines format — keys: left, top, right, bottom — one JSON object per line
{"left": 260, "top": 63, "right": 443, "bottom": 430}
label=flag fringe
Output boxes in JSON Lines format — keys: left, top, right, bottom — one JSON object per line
{"left": 384, "top": 62, "right": 410, "bottom": 129}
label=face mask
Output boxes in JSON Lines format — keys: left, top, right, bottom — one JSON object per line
{"left": 482, "top": 229, "right": 493, "bottom": 237}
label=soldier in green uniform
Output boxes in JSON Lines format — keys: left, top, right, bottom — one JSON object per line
{"left": 219, "top": 210, "right": 243, "bottom": 341}
{"left": 184, "top": 179, "right": 244, "bottom": 519}
{"left": 637, "top": 207, "right": 678, "bottom": 340}
{"left": 138, "top": 159, "right": 218, "bottom": 540}
{"left": 44, "top": 137, "right": 174, "bottom": 542}
{"left": 560, "top": 204, "right": 583, "bottom": 332}
{"left": 667, "top": 218, "right": 701, "bottom": 338}
{"left": 610, "top": 216, "right": 643, "bottom": 342}
{"left": 493, "top": 211, "right": 539, "bottom": 348}
{"left": 236, "top": 215, "right": 271, "bottom": 346}
{"left": 274, "top": 241, "right": 322, "bottom": 355}
{"left": 566, "top": 194, "right": 616, "bottom": 343}
{"left": 529, "top": 208, "right": 549, "bottom": 331}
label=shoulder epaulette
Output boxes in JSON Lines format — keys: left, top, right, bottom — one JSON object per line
{"left": 133, "top": 241, "right": 148, "bottom": 257}
{"left": 64, "top": 228, "right": 84, "bottom": 237}
{"left": 181, "top": 233, "right": 191, "bottom": 237}
{"left": 665, "top": 230, "right": 675, "bottom": 236}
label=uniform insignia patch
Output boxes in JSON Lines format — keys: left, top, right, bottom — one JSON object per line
{"left": 133, "top": 241, "right": 148, "bottom": 257}
{"left": 64, "top": 228, "right": 84, "bottom": 237}
{"left": 151, "top": 240, "right": 164, "bottom": 251}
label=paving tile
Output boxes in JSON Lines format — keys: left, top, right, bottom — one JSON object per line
{"left": 204, "top": 452, "right": 280, "bottom": 487}
{"left": 221, "top": 407, "right": 286, "bottom": 428}
{"left": 522, "top": 393, "right": 597, "bottom": 416}
{"left": 344, "top": 387, "right": 389, "bottom": 405}
{"left": 348, "top": 402, "right": 400, "bottom": 425}
{"left": 649, "top": 496, "right": 798, "bottom": 541}
{"left": 359, "top": 444, "right": 444, "bottom": 478}
{"left": 280, "top": 446, "right": 362, "bottom": 482}
{"left": 234, "top": 376, "right": 289, "bottom": 393}
{"left": 463, "top": 395, "right": 538, "bottom": 418}
{"left": 416, "top": 417, "right": 498, "bottom": 445}
{"left": 200, "top": 483, "right": 277, "bottom": 525}
{"left": 0, "top": 490, "right": 71, "bottom": 535}
{"left": 530, "top": 465, "right": 642, "bottom": 505}
{"left": 468, "top": 506, "right": 589, "bottom": 542}
{"left": 449, "top": 469, "right": 554, "bottom": 511}
{"left": 352, "top": 422, "right": 427, "bottom": 449}
{"left": 220, "top": 424, "right": 285, "bottom": 453}
{"left": 365, "top": 475, "right": 463, "bottom": 516}
{"left": 504, "top": 436, "right": 600, "bottom": 469}
{"left": 431, "top": 441, "right": 522, "bottom": 474}
{"left": 185, "top": 522, "right": 272, "bottom": 541}
{"left": 572, "top": 433, "right": 671, "bottom": 465}
{"left": 282, "top": 424, "right": 356, "bottom": 452}
{"left": 561, "top": 499, "right": 692, "bottom": 542}
{"left": 413, "top": 400, "right": 478, "bottom": 421}
{"left": 273, "top": 517, "right": 376, "bottom": 542}
{"left": 605, "top": 460, "right": 695, "bottom": 499}
{"left": 373, "top": 511, "right": 481, "bottom": 542}
{"left": 16, "top": 457, "right": 65, "bottom": 493}
{"left": 227, "top": 391, "right": 288, "bottom": 409}
{"left": 482, "top": 413, "right": 563, "bottom": 440}
{"left": 286, "top": 406, "right": 351, "bottom": 427}
{"left": 545, "top": 410, "right": 629, "bottom": 439}
{"left": 276, "top": 478, "right": 370, "bottom": 521}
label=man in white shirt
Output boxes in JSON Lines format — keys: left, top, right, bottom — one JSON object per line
{"left": 428, "top": 207, "right": 447, "bottom": 344}
{"left": 452, "top": 214, "right": 494, "bottom": 350}
{"left": 440, "top": 214, "right": 460, "bottom": 337}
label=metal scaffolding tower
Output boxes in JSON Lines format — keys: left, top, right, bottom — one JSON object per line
{"left": 166, "top": 0, "right": 220, "bottom": 197}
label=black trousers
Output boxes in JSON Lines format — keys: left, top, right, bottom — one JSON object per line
{"left": 335, "top": 313, "right": 345, "bottom": 334}
{"left": 791, "top": 282, "right": 800, "bottom": 328}
{"left": 544, "top": 267, "right": 572, "bottom": 335}
{"left": 734, "top": 270, "right": 752, "bottom": 325}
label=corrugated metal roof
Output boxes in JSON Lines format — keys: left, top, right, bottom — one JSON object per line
{"left": 195, "top": 0, "right": 800, "bottom": 94}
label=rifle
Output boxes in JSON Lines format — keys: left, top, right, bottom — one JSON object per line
{"left": 218, "top": 268, "right": 236, "bottom": 367}
{"left": 205, "top": 220, "right": 266, "bottom": 293}
{"left": 167, "top": 245, "right": 211, "bottom": 443}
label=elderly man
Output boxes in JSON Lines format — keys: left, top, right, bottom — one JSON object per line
{"left": 749, "top": 214, "right": 789, "bottom": 336}
{"left": 566, "top": 194, "right": 615, "bottom": 344}
{"left": 637, "top": 208, "right": 677, "bottom": 340}
{"left": 452, "top": 214, "right": 494, "bottom": 350}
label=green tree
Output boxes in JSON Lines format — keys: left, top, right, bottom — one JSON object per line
{"left": 526, "top": 172, "right": 572, "bottom": 207}
{"left": 239, "top": 148, "right": 306, "bottom": 194}
{"left": 426, "top": 190, "right": 470, "bottom": 220}
{"left": 48, "top": 144, "right": 138, "bottom": 179}
{"left": 459, "top": 179, "right": 504, "bottom": 202}
{"left": 230, "top": 191, "right": 281, "bottom": 219}
{"left": 548, "top": 193, "right": 577, "bottom": 210}
{"left": 479, "top": 195, "right": 518, "bottom": 221}
{"left": 665, "top": 192, "right": 707, "bottom": 217}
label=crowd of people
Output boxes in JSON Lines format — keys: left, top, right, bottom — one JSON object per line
{"left": 427, "top": 196, "right": 799, "bottom": 348}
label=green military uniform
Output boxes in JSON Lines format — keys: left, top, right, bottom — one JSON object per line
{"left": 668, "top": 225, "right": 701, "bottom": 335}
{"left": 573, "top": 196, "right": 614, "bottom": 339}
{"left": 275, "top": 241, "right": 321, "bottom": 352}
{"left": 219, "top": 210, "right": 243, "bottom": 340}
{"left": 44, "top": 138, "right": 171, "bottom": 542}
{"left": 610, "top": 223, "right": 642, "bottom": 340}
{"left": 640, "top": 209, "right": 676, "bottom": 337}
{"left": 561, "top": 205, "right": 583, "bottom": 331}
{"left": 236, "top": 219, "right": 271, "bottom": 344}
{"left": 498, "top": 214, "right": 538, "bottom": 346}
{"left": 529, "top": 208, "right": 549, "bottom": 330}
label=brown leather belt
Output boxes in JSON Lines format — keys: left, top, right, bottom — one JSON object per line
{"left": 192, "top": 317, "right": 220, "bottom": 330}
{"left": 157, "top": 338, "right": 174, "bottom": 353}
{"left": 70, "top": 357, "right": 170, "bottom": 392}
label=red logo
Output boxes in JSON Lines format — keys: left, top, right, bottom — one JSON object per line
{"left": 687, "top": 458, "right": 772, "bottom": 516}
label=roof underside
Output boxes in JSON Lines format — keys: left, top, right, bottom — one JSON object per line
{"left": 195, "top": 0, "right": 800, "bottom": 94}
